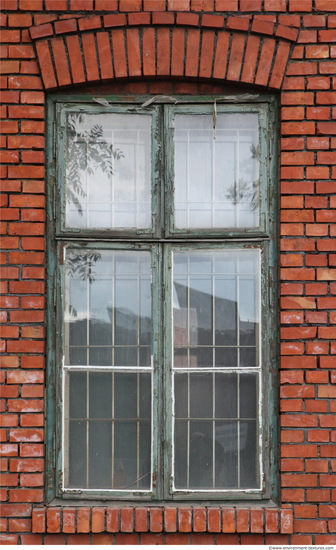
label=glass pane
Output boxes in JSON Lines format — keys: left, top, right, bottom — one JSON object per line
{"left": 65, "top": 113, "right": 152, "bottom": 230}
{"left": 174, "top": 372, "right": 260, "bottom": 489}
{"left": 66, "top": 371, "right": 151, "bottom": 490}
{"left": 173, "top": 249, "right": 260, "bottom": 369}
{"left": 68, "top": 420, "right": 87, "bottom": 487}
{"left": 174, "top": 113, "right": 260, "bottom": 229}
{"left": 89, "top": 421, "right": 112, "bottom": 488}
{"left": 64, "top": 249, "right": 152, "bottom": 367}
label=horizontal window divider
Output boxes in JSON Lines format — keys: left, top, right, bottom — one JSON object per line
{"left": 172, "top": 367, "right": 261, "bottom": 373}
{"left": 62, "top": 487, "right": 152, "bottom": 496}
{"left": 55, "top": 236, "right": 271, "bottom": 243}
{"left": 171, "top": 488, "right": 262, "bottom": 494}
{"left": 63, "top": 365, "right": 153, "bottom": 372}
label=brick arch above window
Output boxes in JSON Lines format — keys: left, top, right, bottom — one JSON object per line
{"left": 29, "top": 13, "right": 297, "bottom": 91}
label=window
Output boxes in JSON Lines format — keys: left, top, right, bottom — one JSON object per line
{"left": 47, "top": 95, "right": 278, "bottom": 502}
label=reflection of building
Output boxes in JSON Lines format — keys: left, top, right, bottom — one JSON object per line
{"left": 173, "top": 282, "right": 258, "bottom": 367}
{"left": 67, "top": 307, "right": 151, "bottom": 366}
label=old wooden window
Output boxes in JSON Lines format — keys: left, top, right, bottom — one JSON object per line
{"left": 47, "top": 95, "right": 278, "bottom": 502}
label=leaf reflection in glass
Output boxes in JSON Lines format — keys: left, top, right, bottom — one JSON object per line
{"left": 66, "top": 113, "right": 124, "bottom": 216}
{"left": 65, "top": 250, "right": 101, "bottom": 317}
{"left": 225, "top": 143, "right": 260, "bottom": 212}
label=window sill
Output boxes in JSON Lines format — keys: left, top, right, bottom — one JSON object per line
{"left": 32, "top": 505, "right": 293, "bottom": 534}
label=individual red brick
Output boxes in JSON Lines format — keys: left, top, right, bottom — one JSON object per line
{"left": 200, "top": 13, "right": 223, "bottom": 28}
{"left": 199, "top": 31, "right": 215, "bottom": 78}
{"left": 82, "top": 34, "right": 99, "bottom": 82}
{"left": 78, "top": 15, "right": 101, "bottom": 31}
{"left": 96, "top": 32, "right": 113, "bottom": 81}
{"left": 47, "top": 508, "right": 61, "bottom": 533}
{"left": 295, "top": 519, "right": 327, "bottom": 533}
{"left": 142, "top": 28, "right": 156, "bottom": 76}
{"left": 62, "top": 509, "right": 75, "bottom": 534}
{"left": 134, "top": 508, "right": 148, "bottom": 532}
{"left": 308, "top": 429, "right": 330, "bottom": 443}
{"left": 29, "top": 23, "right": 53, "bottom": 40}
{"left": 265, "top": 509, "right": 278, "bottom": 533}
{"left": 281, "top": 413, "right": 318, "bottom": 427}
{"left": 0, "top": 60, "right": 20, "bottom": 74}
{"left": 157, "top": 28, "right": 170, "bottom": 76}
{"left": 241, "top": 35, "right": 260, "bottom": 83}
{"left": 68, "top": 534, "right": 91, "bottom": 544}
{"left": 61, "top": 39, "right": 82, "bottom": 88}
{"left": 213, "top": 31, "right": 229, "bottom": 79}
{"left": 282, "top": 445, "right": 317, "bottom": 458}
{"left": 178, "top": 508, "right": 192, "bottom": 533}
{"left": 8, "top": 105, "right": 44, "bottom": 119}
{"left": 164, "top": 533, "right": 188, "bottom": 544}
{"left": 164, "top": 508, "right": 177, "bottom": 533}
{"left": 7, "top": 13, "right": 31, "bottom": 27}
{"left": 77, "top": 508, "right": 90, "bottom": 533}
{"left": 152, "top": 12, "right": 175, "bottom": 25}
{"left": 255, "top": 38, "right": 275, "bottom": 86}
{"left": 176, "top": 12, "right": 199, "bottom": 26}
{"left": 222, "top": 509, "right": 235, "bottom": 533}
{"left": 112, "top": 30, "right": 127, "bottom": 78}
{"left": 249, "top": 509, "right": 263, "bottom": 533}
{"left": 185, "top": 29, "right": 200, "bottom": 78}
{"left": 192, "top": 508, "right": 206, "bottom": 532}
{"left": 128, "top": 13, "right": 151, "bottom": 26}
{"left": 298, "top": 30, "right": 317, "bottom": 44}
{"left": 20, "top": 535, "right": 43, "bottom": 545}
{"left": 282, "top": 473, "right": 318, "bottom": 488}
{"left": 91, "top": 508, "right": 105, "bottom": 533}
{"left": 54, "top": 18, "right": 77, "bottom": 34}
{"left": 0, "top": 535, "right": 18, "bottom": 544}
{"left": 0, "top": 30, "right": 20, "bottom": 43}
{"left": 30, "top": 41, "right": 56, "bottom": 89}
{"left": 9, "top": 488, "right": 43, "bottom": 502}
{"left": 103, "top": 14, "right": 126, "bottom": 28}
{"left": 236, "top": 509, "right": 249, "bottom": 533}
{"left": 120, "top": 508, "right": 133, "bottom": 532}
{"left": 106, "top": 509, "right": 119, "bottom": 532}
{"left": 227, "top": 34, "right": 245, "bottom": 82}
{"left": 119, "top": 0, "right": 141, "bottom": 9}
{"left": 126, "top": 29, "right": 141, "bottom": 76}
{"left": 143, "top": 0, "right": 166, "bottom": 9}
{"left": 149, "top": 508, "right": 162, "bottom": 533}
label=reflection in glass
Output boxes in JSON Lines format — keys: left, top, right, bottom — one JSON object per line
{"left": 174, "top": 113, "right": 260, "bottom": 229}
{"left": 174, "top": 372, "right": 259, "bottom": 489}
{"left": 64, "top": 249, "right": 152, "bottom": 367}
{"left": 173, "top": 250, "right": 260, "bottom": 369}
{"left": 66, "top": 371, "right": 151, "bottom": 490}
{"left": 65, "top": 113, "right": 152, "bottom": 229}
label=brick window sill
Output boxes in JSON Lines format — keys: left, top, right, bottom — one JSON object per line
{"left": 32, "top": 505, "right": 293, "bottom": 534}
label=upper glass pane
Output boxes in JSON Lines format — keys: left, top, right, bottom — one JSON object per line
{"left": 174, "top": 113, "right": 260, "bottom": 230}
{"left": 65, "top": 113, "right": 152, "bottom": 230}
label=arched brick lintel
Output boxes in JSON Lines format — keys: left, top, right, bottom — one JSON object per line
{"left": 30, "top": 24, "right": 292, "bottom": 92}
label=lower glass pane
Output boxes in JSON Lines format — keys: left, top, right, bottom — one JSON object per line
{"left": 66, "top": 371, "right": 152, "bottom": 490}
{"left": 174, "top": 372, "right": 260, "bottom": 490}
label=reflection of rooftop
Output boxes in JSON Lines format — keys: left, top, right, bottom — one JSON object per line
{"left": 68, "top": 306, "right": 151, "bottom": 348}
{"left": 173, "top": 281, "right": 257, "bottom": 338}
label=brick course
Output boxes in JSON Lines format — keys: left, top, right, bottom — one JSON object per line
{"left": 1, "top": 0, "right": 335, "bottom": 545}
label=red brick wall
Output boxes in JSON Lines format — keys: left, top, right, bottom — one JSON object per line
{"left": 1, "top": 0, "right": 336, "bottom": 545}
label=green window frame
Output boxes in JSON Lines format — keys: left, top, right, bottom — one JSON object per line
{"left": 46, "top": 94, "right": 278, "bottom": 503}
